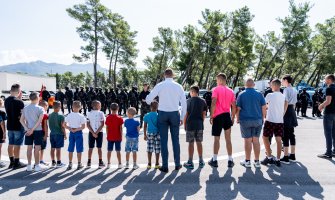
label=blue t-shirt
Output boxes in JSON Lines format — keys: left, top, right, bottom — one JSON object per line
{"left": 124, "top": 118, "right": 140, "bottom": 138}
{"left": 143, "top": 112, "right": 158, "bottom": 134}
{"left": 237, "top": 88, "right": 266, "bottom": 121}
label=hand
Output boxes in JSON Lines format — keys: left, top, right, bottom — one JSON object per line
{"left": 144, "top": 135, "right": 147, "bottom": 141}
{"left": 94, "top": 133, "right": 98, "bottom": 138}
{"left": 3, "top": 133, "right": 6, "bottom": 140}
{"left": 236, "top": 118, "right": 240, "bottom": 124}
{"left": 70, "top": 128, "right": 77, "bottom": 133}
{"left": 210, "top": 118, "right": 213, "bottom": 125}
{"left": 231, "top": 117, "right": 235, "bottom": 126}
{"left": 318, "top": 104, "right": 323, "bottom": 112}
{"left": 179, "top": 120, "right": 183, "bottom": 126}
{"left": 43, "top": 135, "right": 47, "bottom": 141}
{"left": 64, "top": 135, "right": 67, "bottom": 140}
{"left": 25, "top": 129, "right": 33, "bottom": 136}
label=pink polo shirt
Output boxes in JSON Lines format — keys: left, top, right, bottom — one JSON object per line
{"left": 212, "top": 85, "right": 235, "bottom": 118}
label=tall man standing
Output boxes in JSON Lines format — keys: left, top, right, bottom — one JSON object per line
{"left": 203, "top": 88, "right": 212, "bottom": 116}
{"left": 146, "top": 68, "right": 187, "bottom": 173}
{"left": 318, "top": 74, "right": 335, "bottom": 159}
{"left": 5, "top": 84, "right": 27, "bottom": 169}
{"left": 208, "top": 73, "right": 236, "bottom": 168}
{"left": 139, "top": 83, "right": 150, "bottom": 128}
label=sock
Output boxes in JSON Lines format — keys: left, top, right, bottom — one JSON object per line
{"left": 9, "top": 157, "right": 14, "bottom": 163}
{"left": 52, "top": 160, "right": 56, "bottom": 164}
{"left": 228, "top": 156, "right": 233, "bottom": 161}
{"left": 40, "top": 160, "right": 44, "bottom": 164}
{"left": 88, "top": 159, "right": 91, "bottom": 163}
{"left": 99, "top": 159, "right": 103, "bottom": 164}
{"left": 188, "top": 158, "right": 193, "bottom": 163}
{"left": 213, "top": 154, "right": 218, "bottom": 161}
{"left": 69, "top": 162, "right": 72, "bottom": 165}
{"left": 199, "top": 156, "right": 203, "bottom": 162}
{"left": 133, "top": 162, "right": 136, "bottom": 165}
{"left": 246, "top": 160, "right": 250, "bottom": 162}
{"left": 254, "top": 160, "right": 259, "bottom": 162}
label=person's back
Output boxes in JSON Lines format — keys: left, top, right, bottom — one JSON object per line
{"left": 23, "top": 104, "right": 44, "bottom": 131}
{"left": 125, "top": 118, "right": 140, "bottom": 138}
{"left": 266, "top": 92, "right": 285, "bottom": 123}
{"left": 212, "top": 85, "right": 235, "bottom": 117}
{"left": 186, "top": 96, "right": 207, "bottom": 131}
{"left": 144, "top": 111, "right": 158, "bottom": 134}
{"left": 5, "top": 96, "right": 24, "bottom": 131}
{"left": 49, "top": 112, "right": 64, "bottom": 134}
{"left": 106, "top": 114, "right": 124, "bottom": 141}
{"left": 237, "top": 88, "right": 265, "bottom": 121}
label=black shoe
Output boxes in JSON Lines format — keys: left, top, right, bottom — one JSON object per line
{"left": 317, "top": 153, "right": 332, "bottom": 159}
{"left": 275, "top": 160, "right": 281, "bottom": 167}
{"left": 261, "top": 157, "right": 273, "bottom": 166}
{"left": 67, "top": 163, "right": 72, "bottom": 170}
{"left": 228, "top": 160, "right": 235, "bottom": 168}
{"left": 288, "top": 154, "right": 296, "bottom": 162}
{"left": 8, "top": 162, "right": 14, "bottom": 169}
{"left": 159, "top": 167, "right": 169, "bottom": 173}
{"left": 77, "top": 163, "right": 84, "bottom": 170}
{"left": 208, "top": 159, "right": 218, "bottom": 168}
{"left": 175, "top": 165, "right": 182, "bottom": 171}
{"left": 87, "top": 161, "right": 91, "bottom": 168}
{"left": 13, "top": 162, "right": 27, "bottom": 170}
{"left": 280, "top": 156, "right": 290, "bottom": 165}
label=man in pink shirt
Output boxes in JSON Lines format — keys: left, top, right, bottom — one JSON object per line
{"left": 208, "top": 73, "right": 236, "bottom": 168}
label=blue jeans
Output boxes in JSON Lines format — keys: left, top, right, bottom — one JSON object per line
{"left": 323, "top": 114, "right": 335, "bottom": 155}
{"left": 158, "top": 111, "right": 180, "bottom": 168}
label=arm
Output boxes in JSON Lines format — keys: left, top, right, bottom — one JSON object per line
{"left": 319, "top": 96, "right": 332, "bottom": 111}
{"left": 143, "top": 122, "right": 148, "bottom": 141}
{"left": 262, "top": 105, "right": 267, "bottom": 120}
{"left": 284, "top": 101, "right": 288, "bottom": 115}
{"left": 231, "top": 101, "right": 236, "bottom": 124}
{"left": 202, "top": 111, "right": 206, "bottom": 121}
{"left": 236, "top": 107, "right": 241, "bottom": 124}
{"left": 61, "top": 121, "right": 67, "bottom": 140}
{"left": 180, "top": 89, "right": 187, "bottom": 123}
{"left": 137, "top": 126, "right": 140, "bottom": 132}
{"left": 0, "top": 121, "right": 6, "bottom": 140}
{"left": 210, "top": 98, "right": 217, "bottom": 125}
{"left": 183, "top": 112, "right": 188, "bottom": 130}
{"left": 96, "top": 120, "right": 105, "bottom": 135}
{"left": 43, "top": 120, "right": 48, "bottom": 140}
{"left": 20, "top": 113, "right": 30, "bottom": 135}
{"left": 146, "top": 85, "right": 159, "bottom": 105}
{"left": 87, "top": 121, "right": 95, "bottom": 134}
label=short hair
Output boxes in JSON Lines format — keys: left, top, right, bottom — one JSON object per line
{"left": 150, "top": 101, "right": 159, "bottom": 111}
{"left": 29, "top": 92, "right": 39, "bottom": 101}
{"left": 245, "top": 78, "right": 254, "bottom": 87}
{"left": 127, "top": 107, "right": 137, "bottom": 116}
{"left": 0, "top": 98, "right": 4, "bottom": 107}
{"left": 282, "top": 74, "right": 293, "bottom": 84}
{"left": 164, "top": 68, "right": 173, "bottom": 77}
{"left": 110, "top": 103, "right": 119, "bottom": 111}
{"left": 92, "top": 100, "right": 101, "bottom": 109}
{"left": 73, "top": 101, "right": 82, "bottom": 109}
{"left": 10, "top": 84, "right": 20, "bottom": 93}
{"left": 53, "top": 101, "right": 61, "bottom": 109}
{"left": 216, "top": 73, "right": 227, "bottom": 81}
{"left": 39, "top": 100, "right": 48, "bottom": 107}
{"left": 271, "top": 79, "right": 281, "bottom": 87}
{"left": 326, "top": 74, "right": 335, "bottom": 82}
{"left": 190, "top": 85, "right": 200, "bottom": 94}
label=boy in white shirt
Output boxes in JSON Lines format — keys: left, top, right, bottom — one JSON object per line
{"left": 87, "top": 100, "right": 105, "bottom": 168}
{"left": 261, "top": 79, "right": 286, "bottom": 167}
{"left": 65, "top": 101, "right": 86, "bottom": 170}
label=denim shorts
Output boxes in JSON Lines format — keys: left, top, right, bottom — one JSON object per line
{"left": 50, "top": 134, "right": 65, "bottom": 149}
{"left": 68, "top": 131, "right": 84, "bottom": 153}
{"left": 240, "top": 120, "right": 263, "bottom": 138}
{"left": 8, "top": 130, "right": 25, "bottom": 145}
{"left": 25, "top": 130, "right": 44, "bottom": 146}
{"left": 125, "top": 137, "right": 138, "bottom": 152}
{"left": 108, "top": 141, "right": 121, "bottom": 151}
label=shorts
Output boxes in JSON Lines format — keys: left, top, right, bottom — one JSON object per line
{"left": 25, "top": 130, "right": 44, "bottom": 146}
{"left": 50, "top": 134, "right": 65, "bottom": 149}
{"left": 212, "top": 112, "right": 233, "bottom": 136}
{"left": 107, "top": 141, "right": 121, "bottom": 151}
{"left": 41, "top": 139, "right": 47, "bottom": 150}
{"left": 240, "top": 120, "right": 263, "bottom": 138}
{"left": 147, "top": 133, "right": 160, "bottom": 153}
{"left": 125, "top": 137, "right": 138, "bottom": 152}
{"left": 186, "top": 130, "right": 203, "bottom": 142}
{"left": 88, "top": 132, "right": 103, "bottom": 148}
{"left": 8, "top": 130, "right": 25, "bottom": 145}
{"left": 263, "top": 121, "right": 283, "bottom": 137}
{"left": 68, "top": 131, "right": 84, "bottom": 153}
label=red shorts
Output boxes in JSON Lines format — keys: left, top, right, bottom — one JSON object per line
{"left": 263, "top": 121, "right": 283, "bottom": 137}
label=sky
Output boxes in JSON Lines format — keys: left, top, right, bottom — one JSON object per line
{"left": 0, "top": 0, "right": 334, "bottom": 69}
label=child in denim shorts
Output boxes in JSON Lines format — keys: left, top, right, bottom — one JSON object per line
{"left": 124, "top": 107, "right": 140, "bottom": 170}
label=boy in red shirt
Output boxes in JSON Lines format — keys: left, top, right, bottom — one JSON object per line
{"left": 105, "top": 103, "right": 124, "bottom": 169}
{"left": 39, "top": 100, "right": 49, "bottom": 166}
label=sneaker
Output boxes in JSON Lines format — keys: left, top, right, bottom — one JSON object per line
{"left": 77, "top": 163, "right": 84, "bottom": 170}
{"left": 8, "top": 162, "right": 14, "bottom": 169}
{"left": 56, "top": 163, "right": 66, "bottom": 168}
{"left": 240, "top": 160, "right": 251, "bottom": 168}
{"left": 183, "top": 161, "right": 194, "bottom": 169}
{"left": 35, "top": 164, "right": 48, "bottom": 172}
{"left": 40, "top": 161, "right": 49, "bottom": 166}
{"left": 261, "top": 157, "right": 273, "bottom": 166}
{"left": 125, "top": 163, "right": 130, "bottom": 169}
{"left": 118, "top": 164, "right": 123, "bottom": 169}
{"left": 99, "top": 162, "right": 106, "bottom": 169}
{"left": 175, "top": 165, "right": 182, "bottom": 171}
{"left": 107, "top": 163, "right": 111, "bottom": 169}
{"left": 13, "top": 161, "right": 27, "bottom": 170}
{"left": 133, "top": 164, "right": 139, "bottom": 170}
{"left": 280, "top": 156, "right": 290, "bottom": 165}
{"left": 87, "top": 161, "right": 91, "bottom": 168}
{"left": 254, "top": 160, "right": 261, "bottom": 168}
{"left": 208, "top": 159, "right": 218, "bottom": 168}
{"left": 228, "top": 160, "right": 235, "bottom": 168}
{"left": 67, "top": 163, "right": 73, "bottom": 170}
{"left": 288, "top": 154, "right": 297, "bottom": 162}
{"left": 155, "top": 164, "right": 160, "bottom": 169}
{"left": 275, "top": 160, "right": 281, "bottom": 167}
{"left": 159, "top": 167, "right": 169, "bottom": 173}
{"left": 0, "top": 161, "right": 6, "bottom": 168}
{"left": 51, "top": 162, "right": 57, "bottom": 167}
{"left": 199, "top": 161, "right": 205, "bottom": 168}
{"left": 317, "top": 153, "right": 332, "bottom": 159}
{"left": 26, "top": 165, "right": 33, "bottom": 172}
{"left": 147, "top": 164, "right": 152, "bottom": 169}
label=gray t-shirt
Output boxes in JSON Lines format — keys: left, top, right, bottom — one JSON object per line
{"left": 23, "top": 104, "right": 44, "bottom": 130}
{"left": 186, "top": 97, "right": 207, "bottom": 131}
{"left": 284, "top": 86, "right": 298, "bottom": 105}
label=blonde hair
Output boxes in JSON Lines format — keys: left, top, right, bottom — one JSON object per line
{"left": 39, "top": 100, "right": 48, "bottom": 107}
{"left": 73, "top": 101, "right": 82, "bottom": 109}
{"left": 127, "top": 107, "right": 137, "bottom": 116}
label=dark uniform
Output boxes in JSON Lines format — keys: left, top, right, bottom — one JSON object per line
{"left": 87, "top": 87, "right": 96, "bottom": 112}
{"left": 55, "top": 90, "right": 65, "bottom": 113}
{"left": 74, "top": 88, "right": 80, "bottom": 101}
{"left": 119, "top": 89, "right": 128, "bottom": 115}
{"left": 98, "top": 89, "right": 106, "bottom": 113}
{"left": 78, "top": 87, "right": 87, "bottom": 115}
{"left": 139, "top": 89, "right": 150, "bottom": 128}
{"left": 128, "top": 88, "right": 138, "bottom": 109}
{"left": 65, "top": 87, "right": 74, "bottom": 113}
{"left": 299, "top": 89, "right": 310, "bottom": 117}
{"left": 203, "top": 90, "right": 212, "bottom": 115}
{"left": 295, "top": 93, "right": 302, "bottom": 116}
{"left": 106, "top": 89, "right": 116, "bottom": 114}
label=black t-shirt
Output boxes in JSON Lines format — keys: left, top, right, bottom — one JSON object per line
{"left": 4, "top": 96, "right": 24, "bottom": 131}
{"left": 186, "top": 97, "right": 207, "bottom": 131}
{"left": 325, "top": 84, "right": 335, "bottom": 114}
{"left": 0, "top": 110, "right": 7, "bottom": 136}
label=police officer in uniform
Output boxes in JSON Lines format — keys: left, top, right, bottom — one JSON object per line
{"left": 87, "top": 87, "right": 96, "bottom": 112}
{"left": 203, "top": 88, "right": 212, "bottom": 116}
{"left": 128, "top": 87, "right": 138, "bottom": 109}
{"left": 106, "top": 88, "right": 116, "bottom": 114}
{"left": 299, "top": 88, "right": 310, "bottom": 117}
{"left": 119, "top": 88, "right": 128, "bottom": 115}
{"left": 139, "top": 83, "right": 151, "bottom": 128}
{"left": 65, "top": 87, "right": 74, "bottom": 113}
{"left": 98, "top": 88, "right": 106, "bottom": 113}
{"left": 74, "top": 87, "right": 80, "bottom": 101}
{"left": 78, "top": 87, "right": 87, "bottom": 115}
{"left": 55, "top": 88, "right": 65, "bottom": 114}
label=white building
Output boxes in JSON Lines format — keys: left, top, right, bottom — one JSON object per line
{"left": 0, "top": 72, "right": 56, "bottom": 92}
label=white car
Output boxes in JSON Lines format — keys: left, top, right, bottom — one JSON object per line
{"left": 21, "top": 91, "right": 30, "bottom": 101}
{"left": 0, "top": 90, "right": 11, "bottom": 101}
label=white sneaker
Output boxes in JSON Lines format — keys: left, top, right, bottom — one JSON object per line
{"left": 254, "top": 160, "right": 261, "bottom": 168}
{"left": 240, "top": 160, "right": 251, "bottom": 168}
{"left": 26, "top": 165, "right": 33, "bottom": 172}
{"left": 125, "top": 163, "right": 129, "bottom": 169}
{"left": 107, "top": 163, "right": 111, "bottom": 169}
{"left": 133, "top": 164, "right": 139, "bottom": 170}
{"left": 0, "top": 161, "right": 6, "bottom": 168}
{"left": 56, "top": 163, "right": 66, "bottom": 168}
{"left": 118, "top": 164, "right": 123, "bottom": 169}
{"left": 34, "top": 164, "right": 48, "bottom": 172}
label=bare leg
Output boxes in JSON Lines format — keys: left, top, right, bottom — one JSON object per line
{"left": 224, "top": 129, "right": 232, "bottom": 156}
{"left": 147, "top": 152, "right": 152, "bottom": 165}
{"left": 69, "top": 152, "right": 73, "bottom": 163}
{"left": 51, "top": 148, "right": 55, "bottom": 161}
{"left": 7, "top": 145, "right": 14, "bottom": 158}
{"left": 98, "top": 148, "right": 102, "bottom": 160}
{"left": 77, "top": 153, "right": 82, "bottom": 163}
{"left": 107, "top": 151, "right": 112, "bottom": 164}
{"left": 56, "top": 149, "right": 61, "bottom": 161}
{"left": 155, "top": 153, "right": 160, "bottom": 165}
{"left": 252, "top": 137, "right": 260, "bottom": 160}
{"left": 196, "top": 142, "right": 203, "bottom": 159}
{"left": 133, "top": 152, "right": 137, "bottom": 163}
{"left": 34, "top": 145, "right": 41, "bottom": 165}
{"left": 263, "top": 136, "right": 272, "bottom": 157}
{"left": 126, "top": 152, "right": 130, "bottom": 162}
{"left": 40, "top": 150, "right": 44, "bottom": 162}
{"left": 244, "top": 138, "right": 252, "bottom": 160}
{"left": 275, "top": 137, "right": 282, "bottom": 160}
{"left": 284, "top": 147, "right": 289, "bottom": 156}
{"left": 213, "top": 136, "right": 220, "bottom": 154}
{"left": 188, "top": 142, "right": 194, "bottom": 161}
{"left": 116, "top": 151, "right": 121, "bottom": 164}
{"left": 88, "top": 148, "right": 93, "bottom": 160}
{"left": 14, "top": 145, "right": 21, "bottom": 159}
{"left": 291, "top": 145, "right": 296, "bottom": 154}
{"left": 27, "top": 145, "right": 33, "bottom": 165}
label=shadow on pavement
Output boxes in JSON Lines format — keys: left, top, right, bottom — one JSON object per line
{"left": 206, "top": 168, "right": 238, "bottom": 200}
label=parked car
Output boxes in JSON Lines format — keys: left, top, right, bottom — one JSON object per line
{"left": 0, "top": 90, "right": 11, "bottom": 101}
{"left": 21, "top": 91, "right": 29, "bottom": 101}
{"left": 199, "top": 89, "right": 207, "bottom": 98}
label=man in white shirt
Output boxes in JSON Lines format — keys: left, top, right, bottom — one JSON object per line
{"left": 146, "top": 68, "right": 187, "bottom": 173}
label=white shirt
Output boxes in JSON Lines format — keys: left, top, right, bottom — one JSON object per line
{"left": 87, "top": 110, "right": 105, "bottom": 132}
{"left": 65, "top": 112, "right": 86, "bottom": 129}
{"left": 265, "top": 92, "right": 285, "bottom": 123}
{"left": 146, "top": 78, "right": 187, "bottom": 120}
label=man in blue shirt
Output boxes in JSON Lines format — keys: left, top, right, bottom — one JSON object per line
{"left": 236, "top": 78, "right": 266, "bottom": 168}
